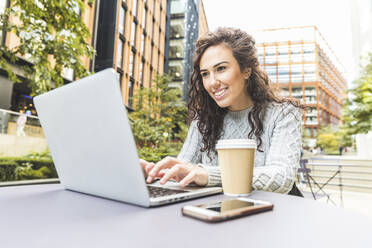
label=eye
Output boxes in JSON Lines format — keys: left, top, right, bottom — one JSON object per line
{"left": 216, "top": 66, "right": 226, "bottom": 72}
{"left": 200, "top": 71, "right": 209, "bottom": 78}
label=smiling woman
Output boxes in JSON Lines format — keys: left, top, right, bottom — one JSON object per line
{"left": 141, "top": 27, "right": 306, "bottom": 196}
{"left": 199, "top": 44, "right": 253, "bottom": 111}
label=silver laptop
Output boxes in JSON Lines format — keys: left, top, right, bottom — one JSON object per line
{"left": 34, "top": 68, "right": 222, "bottom": 207}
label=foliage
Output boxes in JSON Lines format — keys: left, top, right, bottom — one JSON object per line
{"left": 336, "top": 126, "right": 353, "bottom": 148}
{"left": 0, "top": 150, "right": 56, "bottom": 181}
{"left": 129, "top": 74, "right": 188, "bottom": 162}
{"left": 316, "top": 126, "right": 340, "bottom": 154}
{"left": 344, "top": 53, "right": 372, "bottom": 135}
{"left": 316, "top": 125, "right": 353, "bottom": 154}
{"left": 0, "top": 0, "right": 95, "bottom": 96}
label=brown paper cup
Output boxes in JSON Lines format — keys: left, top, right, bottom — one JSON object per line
{"left": 216, "top": 139, "right": 256, "bottom": 196}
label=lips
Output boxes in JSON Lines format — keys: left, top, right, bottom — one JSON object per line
{"left": 213, "top": 87, "right": 228, "bottom": 100}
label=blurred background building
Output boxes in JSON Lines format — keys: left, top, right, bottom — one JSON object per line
{"left": 251, "top": 26, "right": 347, "bottom": 140}
{"left": 95, "top": 0, "right": 168, "bottom": 107}
{"left": 165, "top": 0, "right": 208, "bottom": 101}
{"left": 0, "top": 0, "right": 209, "bottom": 110}
{"left": 94, "top": 0, "right": 208, "bottom": 106}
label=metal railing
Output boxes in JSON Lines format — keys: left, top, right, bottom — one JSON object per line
{"left": 0, "top": 108, "right": 43, "bottom": 137}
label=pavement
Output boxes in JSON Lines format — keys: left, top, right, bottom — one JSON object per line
{"left": 299, "top": 184, "right": 372, "bottom": 219}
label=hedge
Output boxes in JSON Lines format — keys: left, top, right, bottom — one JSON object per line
{"left": 0, "top": 157, "right": 57, "bottom": 182}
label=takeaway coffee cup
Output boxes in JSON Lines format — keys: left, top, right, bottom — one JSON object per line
{"left": 216, "top": 139, "right": 257, "bottom": 196}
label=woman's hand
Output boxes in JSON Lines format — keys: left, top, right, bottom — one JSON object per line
{"left": 139, "top": 159, "right": 155, "bottom": 178}
{"left": 146, "top": 156, "right": 208, "bottom": 187}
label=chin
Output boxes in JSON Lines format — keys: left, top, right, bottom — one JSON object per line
{"left": 214, "top": 100, "right": 230, "bottom": 109}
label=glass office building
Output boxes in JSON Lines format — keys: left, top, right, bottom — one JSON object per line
{"left": 252, "top": 26, "right": 347, "bottom": 138}
{"left": 166, "top": 0, "right": 208, "bottom": 101}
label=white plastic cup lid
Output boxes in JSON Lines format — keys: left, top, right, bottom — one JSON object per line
{"left": 216, "top": 139, "right": 257, "bottom": 149}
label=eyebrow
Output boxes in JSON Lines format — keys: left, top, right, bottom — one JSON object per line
{"left": 200, "top": 61, "right": 228, "bottom": 72}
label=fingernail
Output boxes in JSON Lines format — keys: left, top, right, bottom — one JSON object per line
{"left": 147, "top": 177, "right": 152, "bottom": 183}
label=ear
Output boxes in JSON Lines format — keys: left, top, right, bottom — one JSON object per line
{"left": 243, "top": 68, "right": 252, "bottom": 79}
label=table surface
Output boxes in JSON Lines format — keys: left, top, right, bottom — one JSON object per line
{"left": 1, "top": 183, "right": 372, "bottom": 248}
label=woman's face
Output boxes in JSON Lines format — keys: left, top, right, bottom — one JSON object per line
{"left": 199, "top": 44, "right": 252, "bottom": 111}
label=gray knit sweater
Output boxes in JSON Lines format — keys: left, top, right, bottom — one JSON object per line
{"left": 177, "top": 102, "right": 302, "bottom": 194}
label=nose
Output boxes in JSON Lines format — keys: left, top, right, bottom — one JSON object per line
{"left": 209, "top": 72, "right": 220, "bottom": 89}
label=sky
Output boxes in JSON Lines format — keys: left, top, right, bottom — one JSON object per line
{"left": 202, "top": 0, "right": 354, "bottom": 84}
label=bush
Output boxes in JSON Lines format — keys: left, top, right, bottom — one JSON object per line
{"left": 0, "top": 160, "right": 18, "bottom": 181}
{"left": 0, "top": 150, "right": 57, "bottom": 182}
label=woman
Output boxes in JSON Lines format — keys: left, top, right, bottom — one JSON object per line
{"left": 141, "top": 27, "right": 305, "bottom": 195}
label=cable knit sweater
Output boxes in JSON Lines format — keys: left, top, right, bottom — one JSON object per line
{"left": 177, "top": 102, "right": 302, "bottom": 194}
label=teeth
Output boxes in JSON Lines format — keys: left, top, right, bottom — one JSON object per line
{"left": 214, "top": 88, "right": 227, "bottom": 97}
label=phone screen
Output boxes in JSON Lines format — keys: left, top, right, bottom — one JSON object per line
{"left": 197, "top": 199, "right": 263, "bottom": 213}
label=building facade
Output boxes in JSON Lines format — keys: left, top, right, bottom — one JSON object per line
{"left": 166, "top": 0, "right": 208, "bottom": 101}
{"left": 252, "top": 26, "right": 347, "bottom": 138}
{"left": 95, "top": 0, "right": 168, "bottom": 107}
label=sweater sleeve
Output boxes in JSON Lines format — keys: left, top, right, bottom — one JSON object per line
{"left": 253, "top": 104, "right": 302, "bottom": 193}
{"left": 177, "top": 120, "right": 203, "bottom": 164}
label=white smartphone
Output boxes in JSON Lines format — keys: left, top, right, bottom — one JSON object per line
{"left": 182, "top": 198, "right": 274, "bottom": 222}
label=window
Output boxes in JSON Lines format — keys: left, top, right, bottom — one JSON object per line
{"left": 290, "top": 54, "right": 302, "bottom": 63}
{"left": 152, "top": 20, "right": 155, "bottom": 39}
{"left": 139, "top": 60, "right": 145, "bottom": 85}
{"left": 150, "top": 44, "right": 154, "bottom": 64}
{"left": 303, "top": 44, "right": 315, "bottom": 54}
{"left": 264, "top": 65, "right": 276, "bottom": 75}
{"left": 141, "top": 33, "right": 145, "bottom": 55}
{"left": 158, "top": 52, "right": 162, "bottom": 72}
{"left": 129, "top": 50, "right": 135, "bottom": 78}
{"left": 265, "top": 47, "right": 276, "bottom": 56}
{"left": 170, "top": 0, "right": 186, "bottom": 14}
{"left": 149, "top": 68, "right": 153, "bottom": 87}
{"left": 290, "top": 44, "right": 302, "bottom": 54}
{"left": 278, "top": 75, "right": 289, "bottom": 83}
{"left": 169, "top": 60, "right": 183, "bottom": 80}
{"left": 132, "top": 0, "right": 137, "bottom": 16}
{"left": 169, "top": 39, "right": 184, "bottom": 59}
{"left": 131, "top": 22, "right": 136, "bottom": 47}
{"left": 128, "top": 78, "right": 134, "bottom": 104}
{"left": 142, "top": 8, "right": 147, "bottom": 29}
{"left": 118, "top": 72, "right": 123, "bottom": 89}
{"left": 304, "top": 64, "right": 316, "bottom": 74}
{"left": 119, "top": 5, "right": 126, "bottom": 35}
{"left": 170, "top": 19, "right": 184, "bottom": 38}
{"left": 116, "top": 38, "right": 124, "bottom": 69}
{"left": 277, "top": 65, "right": 289, "bottom": 75}
{"left": 153, "top": 0, "right": 156, "bottom": 17}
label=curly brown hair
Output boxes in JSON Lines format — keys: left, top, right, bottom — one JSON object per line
{"left": 188, "top": 27, "right": 306, "bottom": 156}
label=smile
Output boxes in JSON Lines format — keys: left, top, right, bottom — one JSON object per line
{"left": 213, "top": 87, "right": 228, "bottom": 99}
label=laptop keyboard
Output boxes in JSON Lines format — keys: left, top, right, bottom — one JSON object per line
{"left": 147, "top": 186, "right": 187, "bottom": 198}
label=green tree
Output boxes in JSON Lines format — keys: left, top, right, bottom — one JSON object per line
{"left": 129, "top": 74, "right": 188, "bottom": 162}
{"left": 336, "top": 125, "right": 353, "bottom": 148}
{"left": 0, "top": 0, "right": 95, "bottom": 96}
{"left": 344, "top": 53, "right": 372, "bottom": 134}
{"left": 316, "top": 126, "right": 340, "bottom": 154}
